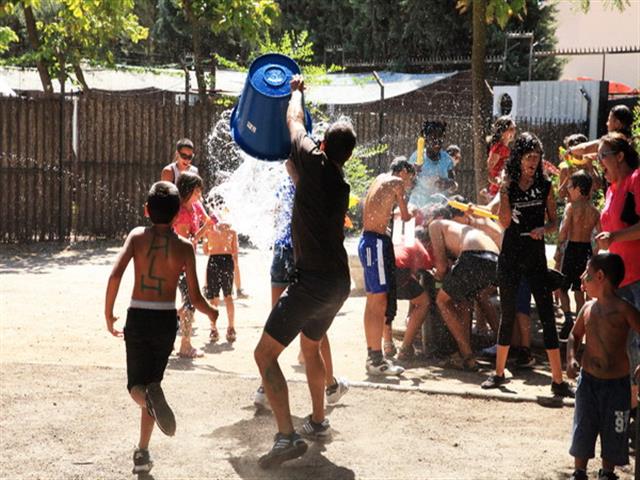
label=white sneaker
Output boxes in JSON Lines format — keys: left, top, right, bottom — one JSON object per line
{"left": 253, "top": 385, "right": 270, "bottom": 410}
{"left": 366, "top": 358, "right": 405, "bottom": 376}
{"left": 325, "top": 377, "right": 349, "bottom": 404}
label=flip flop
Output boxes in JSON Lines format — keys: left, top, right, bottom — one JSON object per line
{"left": 178, "top": 347, "right": 204, "bottom": 359}
{"left": 210, "top": 327, "right": 219, "bottom": 343}
{"left": 226, "top": 327, "right": 236, "bottom": 343}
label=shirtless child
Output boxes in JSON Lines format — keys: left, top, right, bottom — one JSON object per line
{"left": 104, "top": 181, "right": 218, "bottom": 474}
{"left": 428, "top": 210, "right": 502, "bottom": 370}
{"left": 566, "top": 253, "right": 640, "bottom": 480}
{"left": 359, "top": 158, "right": 415, "bottom": 376}
{"left": 555, "top": 170, "right": 601, "bottom": 340}
{"left": 203, "top": 221, "right": 239, "bottom": 343}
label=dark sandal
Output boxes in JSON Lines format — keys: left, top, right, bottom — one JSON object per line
{"left": 210, "top": 326, "right": 219, "bottom": 343}
{"left": 226, "top": 327, "right": 236, "bottom": 343}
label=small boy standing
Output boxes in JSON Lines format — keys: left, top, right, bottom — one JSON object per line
{"left": 555, "top": 170, "right": 601, "bottom": 340}
{"left": 104, "top": 181, "right": 218, "bottom": 474}
{"left": 203, "top": 221, "right": 239, "bottom": 343}
{"left": 567, "top": 253, "right": 640, "bottom": 480}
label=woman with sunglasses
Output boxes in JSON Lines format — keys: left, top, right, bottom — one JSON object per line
{"left": 161, "top": 138, "right": 199, "bottom": 184}
{"left": 594, "top": 133, "right": 640, "bottom": 432}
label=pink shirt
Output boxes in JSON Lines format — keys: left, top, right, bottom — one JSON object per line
{"left": 600, "top": 169, "right": 640, "bottom": 287}
{"left": 173, "top": 201, "right": 207, "bottom": 237}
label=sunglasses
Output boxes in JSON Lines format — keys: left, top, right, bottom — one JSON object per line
{"left": 179, "top": 152, "right": 194, "bottom": 161}
{"left": 597, "top": 150, "right": 617, "bottom": 162}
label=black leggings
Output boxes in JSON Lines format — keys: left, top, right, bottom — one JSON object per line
{"left": 497, "top": 266, "right": 559, "bottom": 350}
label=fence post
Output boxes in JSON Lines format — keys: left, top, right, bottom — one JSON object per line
{"left": 58, "top": 77, "right": 65, "bottom": 241}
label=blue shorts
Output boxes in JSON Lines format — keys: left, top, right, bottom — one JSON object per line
{"left": 358, "top": 231, "right": 395, "bottom": 294}
{"left": 270, "top": 244, "right": 294, "bottom": 287}
{"left": 570, "top": 370, "right": 630, "bottom": 466}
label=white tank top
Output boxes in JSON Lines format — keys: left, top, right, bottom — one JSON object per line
{"left": 171, "top": 163, "right": 199, "bottom": 183}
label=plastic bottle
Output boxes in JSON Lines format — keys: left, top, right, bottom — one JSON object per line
{"left": 416, "top": 136, "right": 425, "bottom": 166}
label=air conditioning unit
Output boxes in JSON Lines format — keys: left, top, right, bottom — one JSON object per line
{"left": 492, "top": 85, "right": 519, "bottom": 118}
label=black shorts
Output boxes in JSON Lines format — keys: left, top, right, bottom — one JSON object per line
{"left": 396, "top": 268, "right": 424, "bottom": 300}
{"left": 264, "top": 270, "right": 350, "bottom": 347}
{"left": 442, "top": 250, "right": 498, "bottom": 302}
{"left": 124, "top": 308, "right": 177, "bottom": 392}
{"left": 570, "top": 370, "right": 630, "bottom": 466}
{"left": 561, "top": 241, "right": 592, "bottom": 291}
{"left": 205, "top": 254, "right": 234, "bottom": 299}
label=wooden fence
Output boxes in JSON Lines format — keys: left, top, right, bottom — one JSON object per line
{"left": 0, "top": 91, "right": 587, "bottom": 243}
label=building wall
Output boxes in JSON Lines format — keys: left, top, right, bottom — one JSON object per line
{"left": 554, "top": 0, "right": 640, "bottom": 88}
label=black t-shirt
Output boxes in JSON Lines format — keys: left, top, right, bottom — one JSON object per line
{"left": 289, "top": 131, "right": 350, "bottom": 275}
{"left": 502, "top": 176, "right": 551, "bottom": 259}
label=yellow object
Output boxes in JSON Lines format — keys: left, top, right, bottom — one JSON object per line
{"left": 559, "top": 146, "right": 589, "bottom": 166}
{"left": 348, "top": 194, "right": 360, "bottom": 209}
{"left": 447, "top": 200, "right": 499, "bottom": 221}
{"left": 416, "top": 136, "right": 425, "bottom": 166}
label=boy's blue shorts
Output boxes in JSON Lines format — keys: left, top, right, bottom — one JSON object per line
{"left": 570, "top": 370, "right": 630, "bottom": 466}
{"left": 358, "top": 231, "right": 395, "bottom": 294}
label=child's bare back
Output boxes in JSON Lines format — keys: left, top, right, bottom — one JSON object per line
{"left": 128, "top": 226, "right": 195, "bottom": 303}
{"left": 203, "top": 223, "right": 238, "bottom": 256}
{"left": 565, "top": 199, "right": 600, "bottom": 243}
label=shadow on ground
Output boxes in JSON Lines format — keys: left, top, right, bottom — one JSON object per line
{"left": 208, "top": 414, "right": 355, "bottom": 480}
{"left": 0, "top": 241, "right": 121, "bottom": 273}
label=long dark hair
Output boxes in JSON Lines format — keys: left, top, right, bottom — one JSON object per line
{"left": 176, "top": 171, "right": 204, "bottom": 202}
{"left": 610, "top": 105, "right": 633, "bottom": 138}
{"left": 505, "top": 132, "right": 545, "bottom": 185}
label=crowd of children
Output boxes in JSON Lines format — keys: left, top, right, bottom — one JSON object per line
{"left": 104, "top": 97, "right": 640, "bottom": 478}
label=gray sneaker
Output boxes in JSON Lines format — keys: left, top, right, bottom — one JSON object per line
{"left": 300, "top": 415, "right": 331, "bottom": 440}
{"left": 145, "top": 382, "right": 176, "bottom": 436}
{"left": 325, "top": 377, "right": 349, "bottom": 405}
{"left": 366, "top": 358, "right": 404, "bottom": 376}
{"left": 258, "top": 432, "right": 308, "bottom": 469}
{"left": 132, "top": 448, "right": 153, "bottom": 474}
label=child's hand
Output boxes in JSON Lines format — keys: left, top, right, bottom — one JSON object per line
{"left": 529, "top": 227, "right": 545, "bottom": 240}
{"left": 567, "top": 358, "right": 580, "bottom": 379}
{"left": 207, "top": 308, "right": 219, "bottom": 325}
{"left": 106, "top": 315, "right": 123, "bottom": 337}
{"left": 595, "top": 231, "right": 614, "bottom": 250}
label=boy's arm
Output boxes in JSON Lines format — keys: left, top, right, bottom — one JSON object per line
{"left": 183, "top": 244, "right": 218, "bottom": 323}
{"left": 104, "top": 230, "right": 137, "bottom": 337}
{"left": 566, "top": 303, "right": 587, "bottom": 379}
{"left": 555, "top": 204, "right": 572, "bottom": 266}
{"left": 624, "top": 301, "right": 640, "bottom": 334}
{"left": 395, "top": 182, "right": 412, "bottom": 222}
{"left": 427, "top": 220, "right": 448, "bottom": 280}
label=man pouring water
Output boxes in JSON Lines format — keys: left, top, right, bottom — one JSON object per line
{"left": 253, "top": 74, "right": 356, "bottom": 468}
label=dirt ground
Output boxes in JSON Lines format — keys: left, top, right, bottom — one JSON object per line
{"left": 0, "top": 242, "right": 636, "bottom": 479}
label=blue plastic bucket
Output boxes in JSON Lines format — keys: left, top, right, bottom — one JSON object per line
{"left": 230, "top": 53, "right": 312, "bottom": 161}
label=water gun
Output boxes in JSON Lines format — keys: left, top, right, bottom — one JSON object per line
{"left": 447, "top": 200, "right": 498, "bottom": 221}
{"left": 416, "top": 136, "right": 425, "bottom": 166}
{"left": 558, "top": 146, "right": 589, "bottom": 167}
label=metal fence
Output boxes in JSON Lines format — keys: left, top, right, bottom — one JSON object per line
{"left": 0, "top": 92, "right": 588, "bottom": 243}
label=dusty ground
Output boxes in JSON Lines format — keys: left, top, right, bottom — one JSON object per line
{"left": 0, "top": 242, "right": 636, "bottom": 479}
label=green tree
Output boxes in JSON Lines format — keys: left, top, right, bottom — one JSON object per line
{"left": 2, "top": 0, "right": 148, "bottom": 91}
{"left": 170, "top": 0, "right": 279, "bottom": 100}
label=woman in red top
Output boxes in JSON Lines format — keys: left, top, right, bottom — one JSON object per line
{"left": 486, "top": 116, "right": 516, "bottom": 197}
{"left": 595, "top": 133, "right": 640, "bottom": 414}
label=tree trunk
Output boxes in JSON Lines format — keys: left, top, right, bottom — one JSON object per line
{"left": 182, "top": 0, "right": 207, "bottom": 102}
{"left": 73, "top": 63, "right": 90, "bottom": 92}
{"left": 471, "top": 0, "right": 488, "bottom": 202}
{"left": 22, "top": 5, "right": 53, "bottom": 93}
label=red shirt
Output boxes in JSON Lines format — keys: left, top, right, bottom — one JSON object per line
{"left": 600, "top": 169, "right": 640, "bottom": 287}
{"left": 394, "top": 241, "right": 433, "bottom": 273}
{"left": 488, "top": 143, "right": 510, "bottom": 195}
{"left": 173, "top": 201, "right": 208, "bottom": 237}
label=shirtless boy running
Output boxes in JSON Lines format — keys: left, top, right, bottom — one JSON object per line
{"left": 359, "top": 158, "right": 415, "bottom": 376}
{"left": 567, "top": 253, "right": 640, "bottom": 480}
{"left": 555, "top": 170, "right": 601, "bottom": 340}
{"left": 428, "top": 211, "right": 502, "bottom": 370}
{"left": 104, "top": 181, "right": 218, "bottom": 474}
{"left": 203, "top": 221, "right": 239, "bottom": 343}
